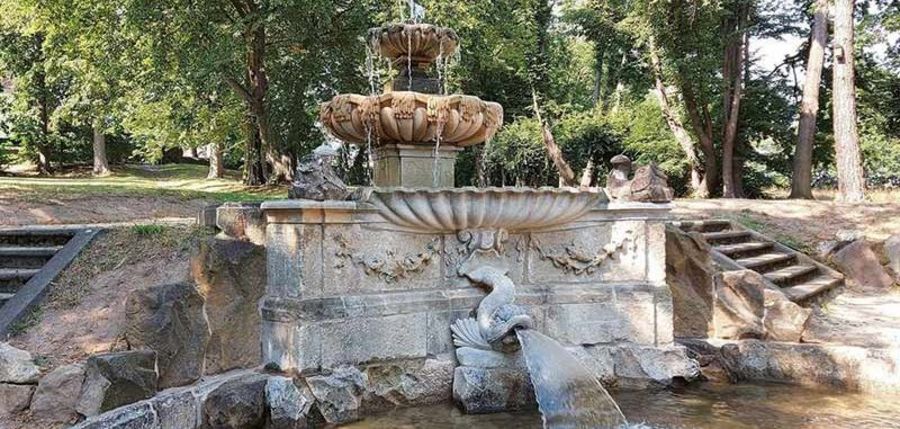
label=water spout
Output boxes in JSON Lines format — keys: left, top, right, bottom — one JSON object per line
{"left": 517, "top": 329, "right": 629, "bottom": 429}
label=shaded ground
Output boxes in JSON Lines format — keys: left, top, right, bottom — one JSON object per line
{"left": 0, "top": 164, "right": 285, "bottom": 226}
{"left": 673, "top": 194, "right": 900, "bottom": 250}
{"left": 7, "top": 225, "right": 208, "bottom": 368}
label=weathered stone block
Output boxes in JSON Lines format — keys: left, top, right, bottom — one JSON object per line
{"left": 306, "top": 366, "right": 367, "bottom": 424}
{"left": 77, "top": 351, "right": 158, "bottom": 416}
{"left": 203, "top": 374, "right": 269, "bottom": 429}
{"left": 363, "top": 358, "right": 454, "bottom": 407}
{"left": 266, "top": 376, "right": 314, "bottom": 429}
{"left": 317, "top": 313, "right": 427, "bottom": 367}
{"left": 452, "top": 366, "right": 534, "bottom": 414}
{"left": 125, "top": 282, "right": 210, "bottom": 388}
{"left": 885, "top": 233, "right": 900, "bottom": 281}
{"left": 154, "top": 390, "right": 199, "bottom": 429}
{"left": 763, "top": 289, "right": 811, "bottom": 342}
{"left": 713, "top": 270, "right": 765, "bottom": 339}
{"left": 665, "top": 226, "right": 716, "bottom": 338}
{"left": 71, "top": 402, "right": 158, "bottom": 429}
{"left": 216, "top": 202, "right": 266, "bottom": 245}
{"left": 0, "top": 383, "right": 34, "bottom": 415}
{"left": 191, "top": 237, "right": 265, "bottom": 374}
{"left": 0, "top": 342, "right": 40, "bottom": 384}
{"left": 31, "top": 363, "right": 85, "bottom": 425}
{"left": 266, "top": 223, "right": 322, "bottom": 298}
{"left": 833, "top": 240, "right": 894, "bottom": 290}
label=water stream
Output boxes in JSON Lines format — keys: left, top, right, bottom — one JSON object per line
{"left": 517, "top": 329, "right": 629, "bottom": 429}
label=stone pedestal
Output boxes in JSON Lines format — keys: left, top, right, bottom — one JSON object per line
{"left": 372, "top": 144, "right": 462, "bottom": 188}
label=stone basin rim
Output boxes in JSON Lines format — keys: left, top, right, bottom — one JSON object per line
{"left": 357, "top": 186, "right": 608, "bottom": 232}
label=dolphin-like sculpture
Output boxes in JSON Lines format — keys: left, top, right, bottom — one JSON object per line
{"left": 452, "top": 266, "right": 533, "bottom": 353}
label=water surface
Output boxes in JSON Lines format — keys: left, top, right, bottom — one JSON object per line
{"left": 343, "top": 382, "right": 900, "bottom": 428}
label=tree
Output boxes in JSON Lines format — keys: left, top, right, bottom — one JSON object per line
{"left": 790, "top": 0, "right": 830, "bottom": 199}
{"left": 832, "top": 0, "right": 866, "bottom": 202}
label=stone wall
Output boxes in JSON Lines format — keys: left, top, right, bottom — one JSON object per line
{"left": 260, "top": 200, "right": 678, "bottom": 376}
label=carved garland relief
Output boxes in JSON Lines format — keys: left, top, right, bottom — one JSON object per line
{"left": 332, "top": 228, "right": 636, "bottom": 282}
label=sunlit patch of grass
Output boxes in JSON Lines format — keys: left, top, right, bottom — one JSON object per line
{"left": 0, "top": 164, "right": 287, "bottom": 202}
{"left": 131, "top": 224, "right": 166, "bottom": 236}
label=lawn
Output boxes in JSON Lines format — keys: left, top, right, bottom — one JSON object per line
{"left": 0, "top": 164, "right": 287, "bottom": 226}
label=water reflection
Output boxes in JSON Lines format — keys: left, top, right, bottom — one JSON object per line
{"left": 343, "top": 382, "right": 900, "bottom": 428}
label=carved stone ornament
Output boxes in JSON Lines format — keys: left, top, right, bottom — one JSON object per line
{"left": 333, "top": 233, "right": 440, "bottom": 283}
{"left": 531, "top": 231, "right": 634, "bottom": 275}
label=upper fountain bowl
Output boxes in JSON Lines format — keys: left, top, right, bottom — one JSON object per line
{"left": 369, "top": 23, "right": 459, "bottom": 67}
{"left": 320, "top": 92, "right": 503, "bottom": 146}
{"left": 357, "top": 187, "right": 606, "bottom": 232}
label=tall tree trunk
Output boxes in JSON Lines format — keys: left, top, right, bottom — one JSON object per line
{"left": 790, "top": 0, "right": 829, "bottom": 199}
{"left": 722, "top": 5, "right": 747, "bottom": 198}
{"left": 532, "top": 90, "right": 577, "bottom": 187}
{"left": 681, "top": 84, "right": 718, "bottom": 196}
{"left": 33, "top": 33, "right": 52, "bottom": 174}
{"left": 226, "top": 0, "right": 275, "bottom": 186}
{"left": 92, "top": 122, "right": 110, "bottom": 176}
{"left": 832, "top": 0, "right": 865, "bottom": 202}
{"left": 186, "top": 147, "right": 198, "bottom": 158}
{"left": 649, "top": 42, "right": 703, "bottom": 195}
{"left": 207, "top": 142, "right": 224, "bottom": 179}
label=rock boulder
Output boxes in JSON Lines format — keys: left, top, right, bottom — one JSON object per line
{"left": 712, "top": 270, "right": 765, "bottom": 339}
{"left": 76, "top": 350, "right": 158, "bottom": 416}
{"left": 305, "top": 366, "right": 367, "bottom": 424}
{"left": 202, "top": 374, "right": 269, "bottom": 429}
{"left": 665, "top": 226, "right": 717, "bottom": 338}
{"left": 452, "top": 366, "right": 535, "bottom": 414}
{"left": 30, "top": 363, "right": 85, "bottom": 424}
{"left": 216, "top": 202, "right": 266, "bottom": 245}
{"left": 832, "top": 240, "right": 894, "bottom": 290}
{"left": 0, "top": 383, "right": 35, "bottom": 415}
{"left": 125, "top": 282, "right": 210, "bottom": 389}
{"left": 763, "top": 289, "right": 811, "bottom": 342}
{"left": 266, "top": 376, "right": 314, "bottom": 429}
{"left": 0, "top": 342, "right": 40, "bottom": 384}
{"left": 883, "top": 233, "right": 900, "bottom": 282}
{"left": 190, "top": 236, "right": 266, "bottom": 375}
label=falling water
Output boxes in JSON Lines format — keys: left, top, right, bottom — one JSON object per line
{"left": 516, "top": 329, "right": 629, "bottom": 429}
{"left": 406, "top": 28, "right": 413, "bottom": 90}
{"left": 408, "top": 0, "right": 416, "bottom": 23}
{"left": 432, "top": 121, "right": 443, "bottom": 187}
{"left": 436, "top": 39, "right": 445, "bottom": 95}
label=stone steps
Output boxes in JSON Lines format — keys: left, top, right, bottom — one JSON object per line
{"left": 0, "top": 228, "right": 100, "bottom": 336}
{"left": 714, "top": 241, "right": 773, "bottom": 258}
{"left": 702, "top": 230, "right": 753, "bottom": 245}
{"left": 674, "top": 219, "right": 843, "bottom": 304}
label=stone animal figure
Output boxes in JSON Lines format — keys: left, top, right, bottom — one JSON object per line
{"left": 604, "top": 155, "right": 674, "bottom": 203}
{"left": 288, "top": 144, "right": 351, "bottom": 201}
{"left": 451, "top": 266, "right": 533, "bottom": 353}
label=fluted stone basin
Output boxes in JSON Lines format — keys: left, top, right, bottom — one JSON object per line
{"left": 369, "top": 23, "right": 459, "bottom": 68}
{"left": 357, "top": 187, "right": 605, "bottom": 232}
{"left": 320, "top": 92, "right": 503, "bottom": 147}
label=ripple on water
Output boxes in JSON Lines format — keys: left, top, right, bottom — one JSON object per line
{"left": 343, "top": 382, "right": 900, "bottom": 429}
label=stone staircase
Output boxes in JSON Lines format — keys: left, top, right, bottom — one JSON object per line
{"left": 672, "top": 219, "right": 843, "bottom": 303}
{"left": 0, "top": 228, "right": 99, "bottom": 336}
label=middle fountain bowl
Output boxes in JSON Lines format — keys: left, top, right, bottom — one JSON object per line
{"left": 319, "top": 92, "right": 503, "bottom": 146}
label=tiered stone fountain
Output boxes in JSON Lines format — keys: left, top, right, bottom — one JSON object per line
{"left": 262, "top": 20, "right": 696, "bottom": 428}
{"left": 319, "top": 23, "right": 502, "bottom": 187}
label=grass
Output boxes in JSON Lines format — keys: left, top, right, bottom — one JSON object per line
{"left": 131, "top": 224, "right": 166, "bottom": 236}
{"left": 0, "top": 163, "right": 286, "bottom": 202}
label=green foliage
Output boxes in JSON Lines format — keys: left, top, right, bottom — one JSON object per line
{"left": 130, "top": 224, "right": 166, "bottom": 236}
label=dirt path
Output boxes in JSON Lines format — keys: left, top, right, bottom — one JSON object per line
{"left": 0, "top": 194, "right": 210, "bottom": 226}
{"left": 673, "top": 198, "right": 900, "bottom": 244}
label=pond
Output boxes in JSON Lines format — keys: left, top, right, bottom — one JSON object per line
{"left": 342, "top": 382, "right": 900, "bottom": 428}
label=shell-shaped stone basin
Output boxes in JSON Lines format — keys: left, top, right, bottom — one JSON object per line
{"left": 357, "top": 187, "right": 606, "bottom": 232}
{"left": 320, "top": 92, "right": 503, "bottom": 147}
